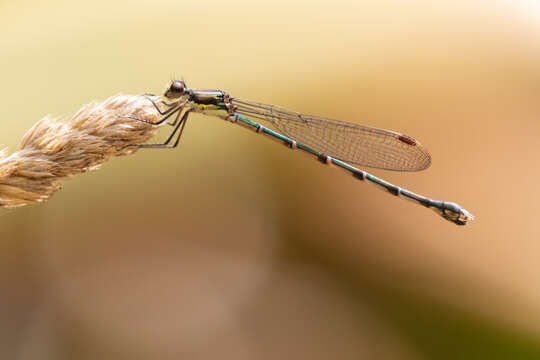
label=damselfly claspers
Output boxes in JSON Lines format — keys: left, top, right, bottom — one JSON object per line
{"left": 126, "top": 80, "right": 473, "bottom": 225}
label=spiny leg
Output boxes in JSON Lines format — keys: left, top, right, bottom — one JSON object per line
{"left": 166, "top": 105, "right": 187, "bottom": 127}
{"left": 134, "top": 110, "right": 191, "bottom": 149}
{"left": 161, "top": 100, "right": 177, "bottom": 107}
{"left": 159, "top": 100, "right": 182, "bottom": 125}
{"left": 142, "top": 94, "right": 180, "bottom": 117}
{"left": 161, "top": 110, "right": 188, "bottom": 145}
{"left": 143, "top": 93, "right": 175, "bottom": 107}
{"left": 120, "top": 104, "right": 182, "bottom": 126}
{"left": 171, "top": 113, "right": 188, "bottom": 148}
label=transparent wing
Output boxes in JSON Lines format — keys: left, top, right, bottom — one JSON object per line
{"left": 232, "top": 99, "right": 432, "bottom": 172}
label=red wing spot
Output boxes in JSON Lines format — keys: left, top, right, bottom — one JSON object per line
{"left": 398, "top": 135, "right": 417, "bottom": 146}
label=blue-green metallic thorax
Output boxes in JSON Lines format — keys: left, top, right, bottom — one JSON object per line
{"left": 189, "top": 89, "right": 229, "bottom": 118}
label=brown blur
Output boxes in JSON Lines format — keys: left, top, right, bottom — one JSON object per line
{"left": 1, "top": 0, "right": 540, "bottom": 358}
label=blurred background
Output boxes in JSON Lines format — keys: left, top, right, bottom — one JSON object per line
{"left": 1, "top": 0, "right": 540, "bottom": 358}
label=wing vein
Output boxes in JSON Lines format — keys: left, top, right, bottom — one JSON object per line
{"left": 233, "top": 99, "right": 431, "bottom": 171}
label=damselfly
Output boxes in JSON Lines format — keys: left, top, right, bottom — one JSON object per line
{"left": 127, "top": 80, "right": 473, "bottom": 225}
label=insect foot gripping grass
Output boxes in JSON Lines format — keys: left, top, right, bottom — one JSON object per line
{"left": 0, "top": 94, "right": 163, "bottom": 208}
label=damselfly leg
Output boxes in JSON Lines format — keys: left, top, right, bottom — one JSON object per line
{"left": 120, "top": 103, "right": 182, "bottom": 126}
{"left": 132, "top": 109, "right": 191, "bottom": 149}
{"left": 143, "top": 94, "right": 181, "bottom": 120}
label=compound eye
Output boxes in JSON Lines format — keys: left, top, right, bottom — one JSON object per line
{"left": 164, "top": 80, "right": 186, "bottom": 99}
{"left": 171, "top": 80, "right": 185, "bottom": 94}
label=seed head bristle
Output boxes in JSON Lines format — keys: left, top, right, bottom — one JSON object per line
{"left": 0, "top": 94, "right": 162, "bottom": 208}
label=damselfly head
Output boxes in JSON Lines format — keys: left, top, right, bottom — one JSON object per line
{"left": 164, "top": 80, "right": 187, "bottom": 99}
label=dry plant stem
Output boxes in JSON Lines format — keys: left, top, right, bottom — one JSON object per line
{"left": 0, "top": 95, "right": 162, "bottom": 208}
